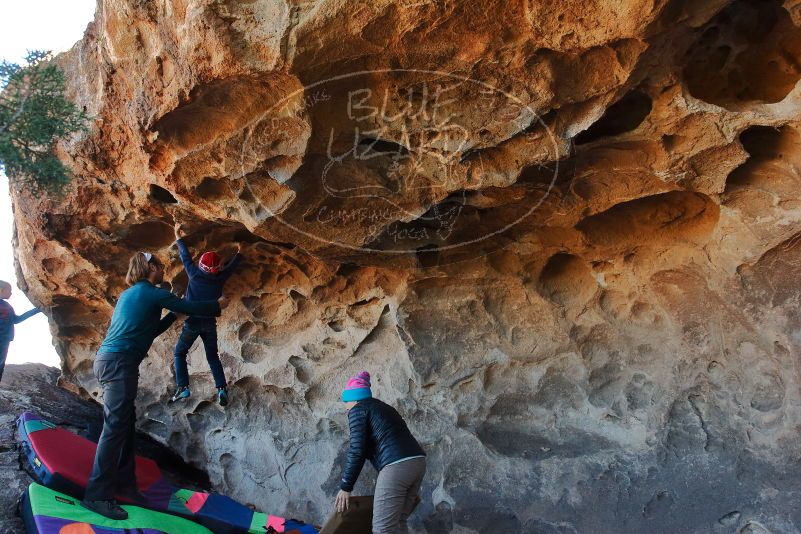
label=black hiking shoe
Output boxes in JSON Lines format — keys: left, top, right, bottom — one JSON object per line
{"left": 81, "top": 499, "right": 128, "bottom": 520}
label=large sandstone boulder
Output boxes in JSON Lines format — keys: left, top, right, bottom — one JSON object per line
{"left": 9, "top": 0, "right": 801, "bottom": 531}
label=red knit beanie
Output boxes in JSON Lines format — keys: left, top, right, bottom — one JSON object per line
{"left": 199, "top": 251, "right": 221, "bottom": 273}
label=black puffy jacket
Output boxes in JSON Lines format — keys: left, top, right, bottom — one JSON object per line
{"left": 340, "top": 398, "right": 425, "bottom": 491}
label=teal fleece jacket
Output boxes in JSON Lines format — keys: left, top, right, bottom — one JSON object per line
{"left": 97, "top": 280, "right": 220, "bottom": 361}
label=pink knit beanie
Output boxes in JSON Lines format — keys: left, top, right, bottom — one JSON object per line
{"left": 341, "top": 371, "right": 372, "bottom": 402}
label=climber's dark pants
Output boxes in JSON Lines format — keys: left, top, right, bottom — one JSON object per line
{"left": 0, "top": 341, "right": 9, "bottom": 384}
{"left": 173, "top": 321, "right": 226, "bottom": 388}
{"left": 84, "top": 355, "right": 139, "bottom": 502}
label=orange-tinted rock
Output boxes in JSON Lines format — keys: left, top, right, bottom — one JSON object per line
{"left": 10, "top": 0, "right": 801, "bottom": 531}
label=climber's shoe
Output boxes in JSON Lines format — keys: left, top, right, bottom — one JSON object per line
{"left": 170, "top": 386, "right": 190, "bottom": 403}
{"left": 81, "top": 499, "right": 128, "bottom": 520}
{"left": 217, "top": 386, "right": 229, "bottom": 407}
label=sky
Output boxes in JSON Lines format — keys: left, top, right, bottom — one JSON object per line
{"left": 1, "top": 0, "right": 97, "bottom": 367}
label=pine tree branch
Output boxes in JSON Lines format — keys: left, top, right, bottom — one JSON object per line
{"left": 0, "top": 82, "right": 32, "bottom": 135}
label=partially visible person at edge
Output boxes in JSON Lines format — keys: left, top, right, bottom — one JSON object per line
{"left": 335, "top": 371, "right": 426, "bottom": 534}
{"left": 81, "top": 252, "right": 228, "bottom": 521}
{"left": 169, "top": 223, "right": 242, "bottom": 407}
{"left": 0, "top": 280, "right": 41, "bottom": 383}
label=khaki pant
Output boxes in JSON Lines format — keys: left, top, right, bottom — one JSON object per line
{"left": 372, "top": 457, "right": 426, "bottom": 534}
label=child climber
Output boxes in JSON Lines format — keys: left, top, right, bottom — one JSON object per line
{"left": 170, "top": 224, "right": 242, "bottom": 406}
{"left": 0, "top": 280, "right": 41, "bottom": 383}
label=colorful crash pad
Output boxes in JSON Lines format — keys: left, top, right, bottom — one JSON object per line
{"left": 17, "top": 412, "right": 317, "bottom": 534}
{"left": 20, "top": 482, "right": 213, "bottom": 534}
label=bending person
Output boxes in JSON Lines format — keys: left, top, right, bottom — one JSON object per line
{"left": 81, "top": 252, "right": 228, "bottom": 520}
{"left": 170, "top": 224, "right": 241, "bottom": 406}
{"left": 335, "top": 371, "right": 426, "bottom": 534}
{"left": 0, "top": 280, "right": 40, "bottom": 383}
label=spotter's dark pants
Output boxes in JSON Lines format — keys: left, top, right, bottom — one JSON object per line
{"left": 84, "top": 355, "right": 139, "bottom": 501}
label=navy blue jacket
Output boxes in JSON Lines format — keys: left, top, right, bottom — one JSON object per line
{"left": 176, "top": 239, "right": 241, "bottom": 325}
{"left": 0, "top": 300, "right": 40, "bottom": 344}
{"left": 341, "top": 398, "right": 425, "bottom": 492}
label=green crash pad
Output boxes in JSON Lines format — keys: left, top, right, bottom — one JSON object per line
{"left": 22, "top": 482, "right": 213, "bottom": 533}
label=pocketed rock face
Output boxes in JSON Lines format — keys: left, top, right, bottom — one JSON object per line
{"left": 10, "top": 0, "right": 801, "bottom": 531}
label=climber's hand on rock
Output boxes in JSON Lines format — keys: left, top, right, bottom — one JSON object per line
{"left": 235, "top": 242, "right": 242, "bottom": 254}
{"left": 174, "top": 223, "right": 184, "bottom": 239}
{"left": 335, "top": 490, "right": 350, "bottom": 513}
{"left": 218, "top": 296, "right": 230, "bottom": 310}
